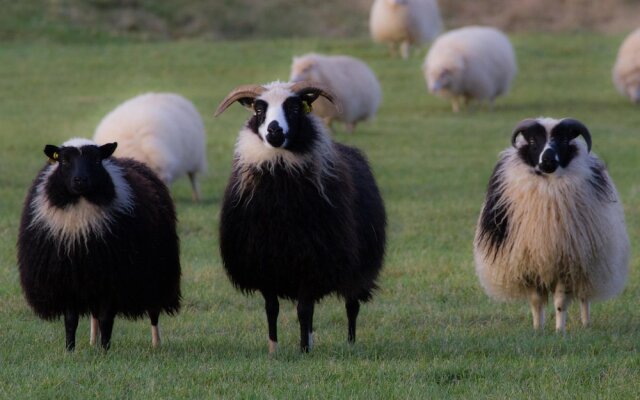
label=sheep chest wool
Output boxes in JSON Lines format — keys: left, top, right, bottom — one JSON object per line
{"left": 215, "top": 81, "right": 387, "bottom": 354}
{"left": 17, "top": 138, "right": 181, "bottom": 351}
{"left": 474, "top": 118, "right": 629, "bottom": 333}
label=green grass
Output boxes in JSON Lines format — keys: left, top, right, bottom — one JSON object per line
{"left": 1, "top": 33, "right": 640, "bottom": 398}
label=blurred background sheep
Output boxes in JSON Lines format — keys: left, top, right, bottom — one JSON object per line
{"left": 613, "top": 28, "right": 640, "bottom": 103}
{"left": 290, "top": 53, "right": 382, "bottom": 133}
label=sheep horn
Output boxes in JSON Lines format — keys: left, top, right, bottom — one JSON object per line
{"left": 214, "top": 84, "right": 266, "bottom": 117}
{"left": 511, "top": 118, "right": 540, "bottom": 148}
{"left": 559, "top": 118, "right": 592, "bottom": 153}
{"left": 290, "top": 81, "right": 342, "bottom": 114}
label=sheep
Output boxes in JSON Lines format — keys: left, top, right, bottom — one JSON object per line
{"left": 613, "top": 28, "right": 640, "bottom": 103}
{"left": 94, "top": 92, "right": 207, "bottom": 202}
{"left": 369, "top": 0, "right": 443, "bottom": 59}
{"left": 423, "top": 26, "right": 517, "bottom": 112}
{"left": 17, "top": 138, "right": 181, "bottom": 351}
{"left": 214, "top": 81, "right": 387, "bottom": 353}
{"left": 289, "top": 53, "right": 382, "bottom": 134}
{"left": 473, "top": 118, "right": 629, "bottom": 333}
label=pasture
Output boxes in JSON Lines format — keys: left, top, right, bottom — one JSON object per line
{"left": 1, "top": 33, "right": 640, "bottom": 398}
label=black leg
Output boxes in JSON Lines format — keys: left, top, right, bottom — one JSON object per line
{"left": 297, "top": 299, "right": 314, "bottom": 353}
{"left": 263, "top": 293, "right": 279, "bottom": 354}
{"left": 98, "top": 311, "right": 115, "bottom": 351}
{"left": 346, "top": 299, "right": 360, "bottom": 343}
{"left": 64, "top": 310, "right": 79, "bottom": 351}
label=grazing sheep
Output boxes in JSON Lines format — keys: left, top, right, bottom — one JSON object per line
{"left": 214, "top": 81, "right": 387, "bottom": 353}
{"left": 290, "top": 53, "right": 382, "bottom": 134}
{"left": 423, "top": 26, "right": 517, "bottom": 112}
{"left": 369, "top": 0, "right": 443, "bottom": 59}
{"left": 94, "top": 93, "right": 207, "bottom": 202}
{"left": 18, "top": 138, "right": 181, "bottom": 351}
{"left": 474, "top": 118, "right": 629, "bottom": 332}
{"left": 613, "top": 28, "right": 640, "bottom": 103}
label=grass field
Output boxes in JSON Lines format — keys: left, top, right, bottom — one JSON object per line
{"left": 1, "top": 33, "right": 640, "bottom": 398}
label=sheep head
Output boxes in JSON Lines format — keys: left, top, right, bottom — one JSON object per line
{"left": 215, "top": 81, "right": 338, "bottom": 150}
{"left": 511, "top": 118, "right": 592, "bottom": 175}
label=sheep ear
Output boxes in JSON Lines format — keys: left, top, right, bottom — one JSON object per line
{"left": 511, "top": 118, "right": 540, "bottom": 148}
{"left": 99, "top": 142, "right": 117, "bottom": 159}
{"left": 44, "top": 145, "right": 60, "bottom": 161}
{"left": 215, "top": 84, "right": 266, "bottom": 117}
{"left": 291, "top": 81, "right": 342, "bottom": 114}
{"left": 558, "top": 118, "right": 592, "bottom": 153}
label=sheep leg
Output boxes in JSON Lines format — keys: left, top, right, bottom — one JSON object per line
{"left": 451, "top": 99, "right": 460, "bottom": 113}
{"left": 297, "top": 299, "right": 314, "bottom": 353}
{"left": 64, "top": 310, "right": 79, "bottom": 351}
{"left": 400, "top": 41, "right": 410, "bottom": 60}
{"left": 345, "top": 122, "right": 356, "bottom": 135}
{"left": 149, "top": 310, "right": 161, "bottom": 347}
{"left": 263, "top": 293, "right": 279, "bottom": 355}
{"left": 580, "top": 299, "right": 590, "bottom": 327}
{"left": 528, "top": 288, "right": 547, "bottom": 330}
{"left": 554, "top": 282, "right": 571, "bottom": 334}
{"left": 188, "top": 172, "right": 201, "bottom": 203}
{"left": 97, "top": 311, "right": 116, "bottom": 351}
{"left": 90, "top": 315, "right": 100, "bottom": 346}
{"left": 346, "top": 299, "right": 360, "bottom": 343}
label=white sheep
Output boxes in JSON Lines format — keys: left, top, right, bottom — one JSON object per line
{"left": 369, "top": 0, "right": 443, "bottom": 59}
{"left": 474, "top": 118, "right": 629, "bottom": 333}
{"left": 290, "top": 53, "right": 381, "bottom": 134}
{"left": 613, "top": 28, "right": 640, "bottom": 103}
{"left": 94, "top": 93, "right": 207, "bottom": 201}
{"left": 423, "top": 26, "right": 517, "bottom": 112}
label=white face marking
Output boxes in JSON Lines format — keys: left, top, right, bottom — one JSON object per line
{"left": 256, "top": 85, "right": 294, "bottom": 149}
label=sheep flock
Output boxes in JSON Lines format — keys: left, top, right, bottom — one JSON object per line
{"left": 14, "top": 0, "right": 640, "bottom": 356}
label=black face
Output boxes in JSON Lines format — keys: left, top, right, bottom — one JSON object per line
{"left": 246, "top": 96, "right": 317, "bottom": 154}
{"left": 43, "top": 143, "right": 117, "bottom": 205}
{"left": 513, "top": 119, "right": 591, "bottom": 175}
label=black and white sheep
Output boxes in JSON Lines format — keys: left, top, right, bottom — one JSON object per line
{"left": 214, "top": 81, "right": 387, "bottom": 353}
{"left": 18, "top": 138, "right": 181, "bottom": 351}
{"left": 474, "top": 118, "right": 629, "bottom": 332}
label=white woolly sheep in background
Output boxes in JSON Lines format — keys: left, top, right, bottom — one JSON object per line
{"left": 613, "top": 28, "right": 640, "bottom": 103}
{"left": 289, "top": 53, "right": 381, "bottom": 134}
{"left": 369, "top": 0, "right": 443, "bottom": 59}
{"left": 423, "top": 26, "right": 517, "bottom": 112}
{"left": 94, "top": 93, "right": 207, "bottom": 202}
{"left": 474, "top": 118, "right": 629, "bottom": 333}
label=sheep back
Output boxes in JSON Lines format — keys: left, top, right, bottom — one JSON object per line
{"left": 613, "top": 28, "right": 640, "bottom": 103}
{"left": 474, "top": 144, "right": 629, "bottom": 302}
{"left": 424, "top": 26, "right": 517, "bottom": 102}
{"left": 369, "top": 0, "right": 443, "bottom": 45}
{"left": 18, "top": 157, "right": 181, "bottom": 320}
{"left": 219, "top": 141, "right": 386, "bottom": 302}
{"left": 290, "top": 53, "right": 382, "bottom": 125}
{"left": 94, "top": 93, "right": 206, "bottom": 184}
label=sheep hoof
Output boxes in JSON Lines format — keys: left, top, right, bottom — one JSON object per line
{"left": 268, "top": 340, "right": 278, "bottom": 356}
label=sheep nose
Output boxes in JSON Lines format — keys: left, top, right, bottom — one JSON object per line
{"left": 71, "top": 176, "right": 89, "bottom": 193}
{"left": 266, "top": 121, "right": 286, "bottom": 148}
{"left": 539, "top": 149, "right": 558, "bottom": 174}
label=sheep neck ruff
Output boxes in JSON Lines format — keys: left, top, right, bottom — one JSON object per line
{"left": 479, "top": 147, "right": 621, "bottom": 298}
{"left": 29, "top": 159, "right": 134, "bottom": 254}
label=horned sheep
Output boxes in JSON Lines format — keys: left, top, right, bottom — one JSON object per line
{"left": 94, "top": 93, "right": 207, "bottom": 201}
{"left": 17, "top": 138, "right": 181, "bottom": 351}
{"left": 214, "top": 81, "right": 387, "bottom": 353}
{"left": 369, "top": 0, "right": 443, "bottom": 59}
{"left": 423, "top": 26, "right": 517, "bottom": 112}
{"left": 290, "top": 53, "right": 382, "bottom": 134}
{"left": 612, "top": 28, "right": 640, "bottom": 103}
{"left": 473, "top": 118, "right": 629, "bottom": 332}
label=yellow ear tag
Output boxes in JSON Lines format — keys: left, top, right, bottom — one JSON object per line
{"left": 302, "top": 101, "right": 312, "bottom": 114}
{"left": 53, "top": 152, "right": 59, "bottom": 160}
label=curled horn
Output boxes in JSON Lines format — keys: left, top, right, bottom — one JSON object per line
{"left": 511, "top": 118, "right": 540, "bottom": 148}
{"left": 559, "top": 118, "right": 592, "bottom": 152}
{"left": 289, "top": 81, "right": 342, "bottom": 114}
{"left": 214, "top": 84, "right": 266, "bottom": 117}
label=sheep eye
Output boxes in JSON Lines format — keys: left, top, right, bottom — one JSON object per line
{"left": 254, "top": 105, "right": 265, "bottom": 115}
